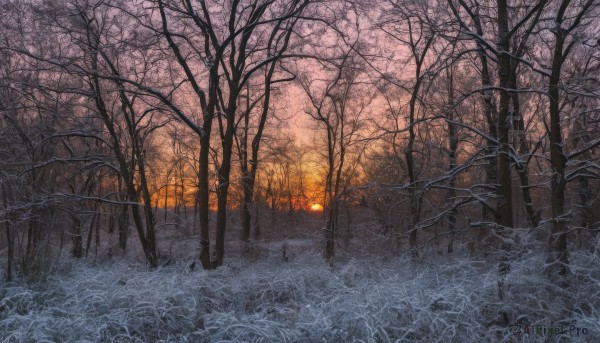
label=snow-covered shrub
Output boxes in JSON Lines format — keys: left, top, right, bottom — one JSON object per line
{"left": 1, "top": 249, "right": 599, "bottom": 342}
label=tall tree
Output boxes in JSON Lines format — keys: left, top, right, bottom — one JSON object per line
{"left": 299, "top": 47, "right": 372, "bottom": 262}
{"left": 543, "top": 0, "right": 597, "bottom": 279}
{"left": 376, "top": 0, "right": 450, "bottom": 256}
{"left": 153, "top": 0, "right": 310, "bottom": 268}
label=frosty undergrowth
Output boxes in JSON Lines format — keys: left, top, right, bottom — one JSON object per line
{"left": 1, "top": 250, "right": 599, "bottom": 342}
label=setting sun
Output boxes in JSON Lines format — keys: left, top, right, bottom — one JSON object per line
{"left": 310, "top": 203, "right": 324, "bottom": 212}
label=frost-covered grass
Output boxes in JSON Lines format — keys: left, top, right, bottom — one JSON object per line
{"left": 1, "top": 249, "right": 600, "bottom": 342}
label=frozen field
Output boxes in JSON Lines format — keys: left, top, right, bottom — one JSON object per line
{"left": 1, "top": 250, "right": 600, "bottom": 342}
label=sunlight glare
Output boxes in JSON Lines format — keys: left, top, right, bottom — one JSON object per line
{"left": 310, "top": 203, "right": 324, "bottom": 212}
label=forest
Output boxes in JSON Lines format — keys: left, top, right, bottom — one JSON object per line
{"left": 1, "top": 0, "right": 600, "bottom": 341}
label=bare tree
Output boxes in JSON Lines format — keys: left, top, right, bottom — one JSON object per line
{"left": 299, "top": 47, "right": 372, "bottom": 262}
{"left": 151, "top": 0, "right": 310, "bottom": 268}
{"left": 376, "top": 0, "right": 453, "bottom": 256}
{"left": 541, "top": 0, "right": 598, "bottom": 279}
{"left": 233, "top": 16, "right": 299, "bottom": 251}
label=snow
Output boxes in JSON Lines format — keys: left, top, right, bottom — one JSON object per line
{"left": 1, "top": 250, "right": 600, "bottom": 342}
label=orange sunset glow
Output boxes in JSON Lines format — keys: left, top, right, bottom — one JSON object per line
{"left": 310, "top": 203, "right": 324, "bottom": 212}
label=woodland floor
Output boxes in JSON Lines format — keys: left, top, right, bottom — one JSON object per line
{"left": 1, "top": 235, "right": 600, "bottom": 343}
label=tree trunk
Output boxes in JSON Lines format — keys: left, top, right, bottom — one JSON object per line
{"left": 95, "top": 211, "right": 100, "bottom": 257}
{"left": 446, "top": 68, "right": 458, "bottom": 254}
{"left": 324, "top": 200, "right": 338, "bottom": 263}
{"left": 576, "top": 176, "right": 593, "bottom": 248}
{"left": 4, "top": 215, "right": 13, "bottom": 282}
{"left": 214, "top": 143, "right": 233, "bottom": 268}
{"left": 198, "top": 132, "right": 212, "bottom": 269}
{"left": 85, "top": 212, "right": 97, "bottom": 257}
{"left": 108, "top": 213, "right": 114, "bottom": 234}
{"left": 241, "top": 175, "right": 254, "bottom": 246}
{"left": 406, "top": 78, "right": 422, "bottom": 259}
{"left": 2, "top": 184, "right": 13, "bottom": 282}
{"left": 573, "top": 117, "right": 593, "bottom": 248}
{"left": 197, "top": 64, "right": 221, "bottom": 270}
{"left": 71, "top": 214, "right": 83, "bottom": 258}
{"left": 496, "top": 0, "right": 514, "bottom": 234}
{"left": 510, "top": 62, "right": 540, "bottom": 228}
{"left": 496, "top": 0, "right": 514, "bottom": 325}
{"left": 239, "top": 88, "right": 252, "bottom": 247}
{"left": 213, "top": 89, "right": 238, "bottom": 267}
{"left": 547, "top": 30, "right": 569, "bottom": 277}
{"left": 118, "top": 205, "right": 129, "bottom": 250}
{"left": 136, "top": 148, "right": 158, "bottom": 267}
